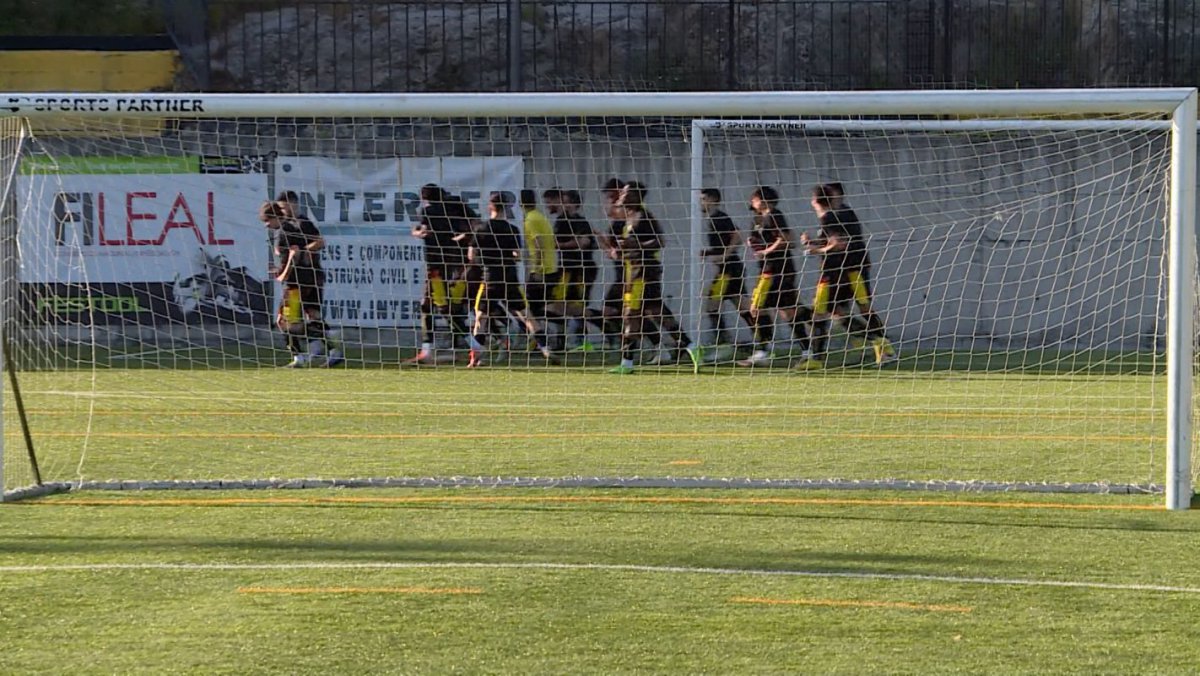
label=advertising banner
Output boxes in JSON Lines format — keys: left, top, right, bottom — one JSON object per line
{"left": 17, "top": 156, "right": 271, "bottom": 325}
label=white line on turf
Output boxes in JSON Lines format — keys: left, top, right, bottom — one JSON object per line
{"left": 0, "top": 561, "right": 1196, "bottom": 594}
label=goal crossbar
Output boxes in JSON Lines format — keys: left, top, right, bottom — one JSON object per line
{"left": 5, "top": 88, "right": 1196, "bottom": 119}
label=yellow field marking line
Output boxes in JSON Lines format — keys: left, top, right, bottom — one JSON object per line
{"left": 237, "top": 586, "right": 481, "bottom": 595}
{"left": 25, "top": 430, "right": 1159, "bottom": 442}
{"left": 731, "top": 596, "right": 972, "bottom": 613}
{"left": 667, "top": 460, "right": 704, "bottom": 466}
{"left": 27, "top": 495, "right": 1163, "bottom": 511}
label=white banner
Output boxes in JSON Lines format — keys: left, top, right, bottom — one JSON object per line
{"left": 17, "top": 172, "right": 269, "bottom": 283}
{"left": 275, "top": 156, "right": 524, "bottom": 327}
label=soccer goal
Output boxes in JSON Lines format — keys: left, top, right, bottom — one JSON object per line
{"left": 0, "top": 90, "right": 1194, "bottom": 509}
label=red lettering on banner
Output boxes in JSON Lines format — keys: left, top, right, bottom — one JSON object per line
{"left": 97, "top": 192, "right": 122, "bottom": 246}
{"left": 125, "top": 192, "right": 156, "bottom": 246}
{"left": 156, "top": 193, "right": 205, "bottom": 246}
{"left": 206, "top": 192, "right": 233, "bottom": 245}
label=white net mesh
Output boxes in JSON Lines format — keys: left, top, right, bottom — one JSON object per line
{"left": 0, "top": 102, "right": 1190, "bottom": 499}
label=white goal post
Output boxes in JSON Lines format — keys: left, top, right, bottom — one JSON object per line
{"left": 0, "top": 89, "right": 1195, "bottom": 509}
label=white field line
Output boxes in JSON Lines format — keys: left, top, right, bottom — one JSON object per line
{"left": 0, "top": 560, "right": 1197, "bottom": 595}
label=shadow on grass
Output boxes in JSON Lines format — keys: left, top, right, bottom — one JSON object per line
{"left": 0, "top": 533, "right": 1016, "bottom": 575}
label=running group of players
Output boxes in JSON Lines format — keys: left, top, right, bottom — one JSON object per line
{"left": 260, "top": 180, "right": 896, "bottom": 371}
{"left": 406, "top": 178, "right": 896, "bottom": 372}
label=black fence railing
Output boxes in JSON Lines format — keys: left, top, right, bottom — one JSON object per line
{"left": 161, "top": 0, "right": 1200, "bottom": 92}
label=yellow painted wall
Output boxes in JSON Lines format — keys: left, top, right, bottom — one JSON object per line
{"left": 0, "top": 49, "right": 177, "bottom": 91}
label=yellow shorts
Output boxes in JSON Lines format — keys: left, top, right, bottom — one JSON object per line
{"left": 750, "top": 275, "right": 772, "bottom": 311}
{"left": 709, "top": 274, "right": 730, "bottom": 301}
{"left": 623, "top": 278, "right": 646, "bottom": 312}
{"left": 814, "top": 270, "right": 871, "bottom": 315}
{"left": 449, "top": 278, "right": 468, "bottom": 305}
{"left": 429, "top": 275, "right": 449, "bottom": 308}
{"left": 552, "top": 270, "right": 572, "bottom": 303}
{"left": 282, "top": 287, "right": 303, "bottom": 324}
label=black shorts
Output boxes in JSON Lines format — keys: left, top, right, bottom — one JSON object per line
{"left": 286, "top": 269, "right": 324, "bottom": 315}
{"left": 604, "top": 261, "right": 624, "bottom": 309}
{"left": 476, "top": 270, "right": 527, "bottom": 316}
{"left": 750, "top": 271, "right": 799, "bottom": 311}
{"left": 623, "top": 264, "right": 664, "bottom": 312}
{"left": 525, "top": 271, "right": 560, "bottom": 314}
{"left": 555, "top": 264, "right": 598, "bottom": 306}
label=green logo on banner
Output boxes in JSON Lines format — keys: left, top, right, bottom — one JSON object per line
{"left": 20, "top": 156, "right": 199, "bottom": 175}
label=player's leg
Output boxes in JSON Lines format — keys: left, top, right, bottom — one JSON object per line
{"left": 849, "top": 268, "right": 894, "bottom": 364}
{"left": 705, "top": 274, "right": 731, "bottom": 346}
{"left": 601, "top": 273, "right": 625, "bottom": 350}
{"left": 738, "top": 274, "right": 776, "bottom": 366}
{"left": 566, "top": 267, "right": 597, "bottom": 352}
{"left": 510, "top": 289, "right": 557, "bottom": 362}
{"left": 447, "top": 267, "right": 473, "bottom": 350}
{"left": 467, "top": 282, "right": 491, "bottom": 368}
{"left": 413, "top": 268, "right": 447, "bottom": 363}
{"left": 278, "top": 285, "right": 309, "bottom": 367}
{"left": 782, "top": 290, "right": 821, "bottom": 371}
{"left": 610, "top": 277, "right": 644, "bottom": 374}
{"left": 315, "top": 275, "right": 344, "bottom": 367}
{"left": 549, "top": 269, "right": 576, "bottom": 347}
{"left": 806, "top": 276, "right": 835, "bottom": 368}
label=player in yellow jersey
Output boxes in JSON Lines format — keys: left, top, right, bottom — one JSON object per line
{"left": 520, "top": 189, "right": 560, "bottom": 343}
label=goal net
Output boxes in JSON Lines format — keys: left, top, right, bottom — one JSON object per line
{"left": 0, "top": 91, "right": 1194, "bottom": 508}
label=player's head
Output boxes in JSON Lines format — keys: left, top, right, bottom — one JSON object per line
{"left": 601, "top": 177, "right": 622, "bottom": 201}
{"left": 617, "top": 181, "right": 647, "bottom": 211}
{"left": 825, "top": 182, "right": 847, "bottom": 208}
{"left": 275, "top": 190, "right": 300, "bottom": 217}
{"left": 419, "top": 183, "right": 446, "bottom": 207}
{"left": 601, "top": 178, "right": 624, "bottom": 218}
{"left": 541, "top": 188, "right": 563, "bottom": 215}
{"left": 811, "top": 184, "right": 836, "bottom": 213}
{"left": 259, "top": 200, "right": 286, "bottom": 228}
{"left": 750, "top": 185, "right": 779, "bottom": 212}
{"left": 487, "top": 191, "right": 513, "bottom": 220}
{"left": 563, "top": 189, "right": 582, "bottom": 214}
{"left": 519, "top": 189, "right": 538, "bottom": 212}
{"left": 699, "top": 187, "right": 721, "bottom": 212}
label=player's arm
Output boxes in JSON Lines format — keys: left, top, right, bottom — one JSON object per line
{"left": 556, "top": 224, "right": 580, "bottom": 251}
{"left": 756, "top": 219, "right": 790, "bottom": 258}
{"left": 805, "top": 223, "right": 846, "bottom": 255}
{"left": 411, "top": 210, "right": 432, "bottom": 239}
{"left": 276, "top": 246, "right": 298, "bottom": 282}
{"left": 297, "top": 219, "right": 324, "bottom": 253}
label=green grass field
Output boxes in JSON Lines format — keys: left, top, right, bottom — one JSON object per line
{"left": 1, "top": 350, "right": 1171, "bottom": 490}
{"left": 3, "top": 489, "right": 1200, "bottom": 673}
{"left": 2, "top": 355, "right": 1195, "bottom": 673}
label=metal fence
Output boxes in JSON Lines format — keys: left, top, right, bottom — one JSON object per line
{"left": 161, "top": 0, "right": 1200, "bottom": 92}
